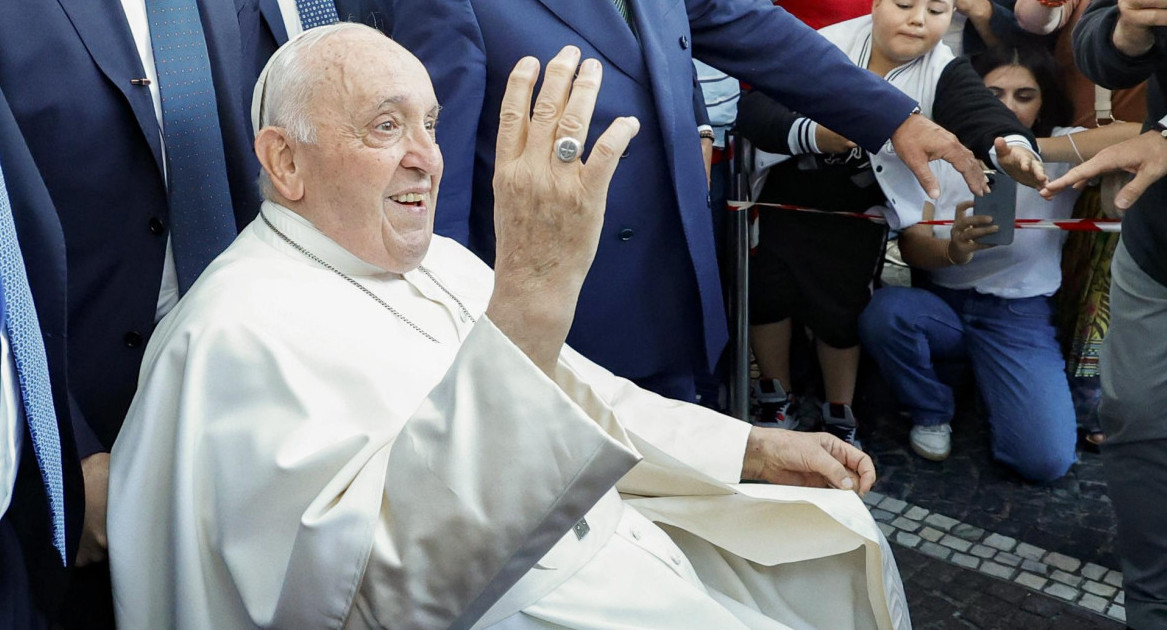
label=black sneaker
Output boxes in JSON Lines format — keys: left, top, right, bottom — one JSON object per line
{"left": 822, "top": 402, "right": 863, "bottom": 450}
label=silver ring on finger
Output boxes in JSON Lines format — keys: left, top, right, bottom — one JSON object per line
{"left": 554, "top": 136, "right": 583, "bottom": 163}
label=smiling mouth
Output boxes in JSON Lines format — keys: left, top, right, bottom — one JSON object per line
{"left": 389, "top": 192, "right": 427, "bottom": 207}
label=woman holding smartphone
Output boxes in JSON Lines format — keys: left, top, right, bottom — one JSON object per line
{"left": 858, "top": 45, "right": 1137, "bottom": 480}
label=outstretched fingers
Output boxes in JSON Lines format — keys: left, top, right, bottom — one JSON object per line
{"left": 526, "top": 46, "right": 582, "bottom": 156}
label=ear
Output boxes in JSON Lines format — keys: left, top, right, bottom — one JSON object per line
{"left": 255, "top": 127, "right": 305, "bottom": 201}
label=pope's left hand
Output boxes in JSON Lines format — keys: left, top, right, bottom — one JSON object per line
{"left": 995, "top": 137, "right": 1047, "bottom": 189}
{"left": 741, "top": 428, "right": 876, "bottom": 495}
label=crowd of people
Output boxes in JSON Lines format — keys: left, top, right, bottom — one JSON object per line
{"left": 0, "top": 0, "right": 1165, "bottom": 628}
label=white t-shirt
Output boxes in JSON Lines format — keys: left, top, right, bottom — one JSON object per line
{"left": 929, "top": 126, "right": 1087, "bottom": 299}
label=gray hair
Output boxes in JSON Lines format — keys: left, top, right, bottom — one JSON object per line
{"left": 252, "top": 22, "right": 382, "bottom": 199}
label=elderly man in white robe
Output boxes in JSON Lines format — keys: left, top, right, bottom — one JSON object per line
{"left": 107, "top": 23, "right": 910, "bottom": 630}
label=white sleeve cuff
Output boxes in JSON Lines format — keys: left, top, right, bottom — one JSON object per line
{"left": 988, "top": 134, "right": 1041, "bottom": 171}
{"left": 785, "top": 117, "right": 821, "bottom": 154}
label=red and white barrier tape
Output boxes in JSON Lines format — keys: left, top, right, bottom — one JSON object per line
{"left": 727, "top": 200, "right": 1121, "bottom": 232}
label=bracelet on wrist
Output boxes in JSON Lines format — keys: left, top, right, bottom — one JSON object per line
{"left": 945, "top": 241, "right": 971, "bottom": 266}
{"left": 1034, "top": 0, "right": 1069, "bottom": 7}
{"left": 699, "top": 129, "right": 716, "bottom": 140}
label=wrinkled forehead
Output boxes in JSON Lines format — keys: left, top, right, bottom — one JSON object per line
{"left": 310, "top": 33, "right": 438, "bottom": 118}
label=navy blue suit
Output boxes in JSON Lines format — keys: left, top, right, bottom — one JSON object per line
{"left": 0, "top": 0, "right": 261, "bottom": 456}
{"left": 0, "top": 85, "right": 84, "bottom": 629}
{"left": 239, "top": 0, "right": 394, "bottom": 99}
{"left": 392, "top": 0, "right": 917, "bottom": 396}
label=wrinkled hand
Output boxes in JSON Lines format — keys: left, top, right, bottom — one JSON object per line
{"left": 1042, "top": 129, "right": 1167, "bottom": 211}
{"left": 1114, "top": 0, "right": 1167, "bottom": 56}
{"left": 815, "top": 124, "right": 858, "bottom": 154}
{"left": 891, "top": 113, "right": 988, "bottom": 199}
{"left": 76, "top": 452, "right": 110, "bottom": 567}
{"left": 994, "top": 138, "right": 1047, "bottom": 189}
{"left": 945, "top": 200, "right": 997, "bottom": 264}
{"left": 486, "top": 47, "right": 640, "bottom": 372}
{"left": 741, "top": 427, "right": 875, "bottom": 495}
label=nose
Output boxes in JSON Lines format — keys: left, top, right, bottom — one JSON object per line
{"left": 908, "top": 5, "right": 926, "bottom": 25}
{"left": 1000, "top": 95, "right": 1021, "bottom": 118}
{"left": 401, "top": 124, "right": 442, "bottom": 174}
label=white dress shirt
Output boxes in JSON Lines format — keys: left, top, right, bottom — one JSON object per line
{"left": 0, "top": 326, "right": 26, "bottom": 520}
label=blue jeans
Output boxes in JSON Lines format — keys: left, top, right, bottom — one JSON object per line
{"left": 859, "top": 286, "right": 1076, "bottom": 482}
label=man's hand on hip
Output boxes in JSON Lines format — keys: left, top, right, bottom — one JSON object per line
{"left": 486, "top": 46, "right": 640, "bottom": 374}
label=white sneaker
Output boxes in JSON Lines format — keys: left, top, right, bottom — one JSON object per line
{"left": 910, "top": 423, "right": 952, "bottom": 461}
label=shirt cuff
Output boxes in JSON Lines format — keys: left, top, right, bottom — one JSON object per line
{"left": 989, "top": 134, "right": 1040, "bottom": 171}
{"left": 786, "top": 118, "right": 820, "bottom": 154}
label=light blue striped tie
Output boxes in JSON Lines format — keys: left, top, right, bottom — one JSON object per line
{"left": 0, "top": 157, "right": 66, "bottom": 564}
{"left": 296, "top": 0, "right": 338, "bottom": 30}
{"left": 148, "top": 0, "right": 239, "bottom": 292}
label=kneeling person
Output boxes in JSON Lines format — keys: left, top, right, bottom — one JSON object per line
{"left": 108, "top": 24, "right": 906, "bottom": 630}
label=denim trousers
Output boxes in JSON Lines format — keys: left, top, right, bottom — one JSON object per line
{"left": 859, "top": 285, "right": 1076, "bottom": 482}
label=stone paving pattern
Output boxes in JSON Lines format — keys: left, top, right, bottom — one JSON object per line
{"left": 856, "top": 381, "right": 1126, "bottom": 626}
{"left": 897, "top": 546, "right": 1124, "bottom": 629}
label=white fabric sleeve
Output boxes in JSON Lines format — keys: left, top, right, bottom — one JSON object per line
{"left": 786, "top": 117, "right": 822, "bottom": 154}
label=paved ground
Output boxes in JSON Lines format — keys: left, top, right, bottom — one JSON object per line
{"left": 864, "top": 406, "right": 1125, "bottom": 628}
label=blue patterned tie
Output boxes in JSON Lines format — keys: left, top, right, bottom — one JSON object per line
{"left": 0, "top": 157, "right": 66, "bottom": 565}
{"left": 295, "top": 0, "right": 338, "bottom": 30}
{"left": 147, "top": 0, "right": 238, "bottom": 292}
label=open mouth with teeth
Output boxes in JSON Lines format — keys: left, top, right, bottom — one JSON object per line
{"left": 390, "top": 192, "right": 427, "bottom": 206}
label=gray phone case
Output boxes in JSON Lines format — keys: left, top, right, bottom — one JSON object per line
{"left": 974, "top": 171, "right": 1016, "bottom": 246}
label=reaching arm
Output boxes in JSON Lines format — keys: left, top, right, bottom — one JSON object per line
{"left": 1015, "top": 0, "right": 1077, "bottom": 35}
{"left": 1038, "top": 122, "right": 1141, "bottom": 163}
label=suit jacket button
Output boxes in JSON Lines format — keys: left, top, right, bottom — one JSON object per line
{"left": 148, "top": 217, "right": 166, "bottom": 235}
{"left": 679, "top": 35, "right": 689, "bottom": 49}
{"left": 124, "top": 331, "right": 144, "bottom": 348}
{"left": 618, "top": 228, "right": 635, "bottom": 241}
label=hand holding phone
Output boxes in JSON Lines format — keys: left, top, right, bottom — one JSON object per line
{"left": 973, "top": 170, "right": 1017, "bottom": 246}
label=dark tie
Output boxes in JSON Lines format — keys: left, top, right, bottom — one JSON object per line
{"left": 147, "top": 0, "right": 238, "bottom": 292}
{"left": 295, "top": 0, "right": 338, "bottom": 29}
{"left": 0, "top": 157, "right": 66, "bottom": 564}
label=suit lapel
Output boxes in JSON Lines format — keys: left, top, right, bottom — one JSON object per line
{"left": 533, "top": 0, "right": 648, "bottom": 87}
{"left": 55, "top": 0, "right": 165, "bottom": 181}
{"left": 628, "top": 0, "right": 679, "bottom": 177}
{"left": 259, "top": 0, "right": 290, "bottom": 45}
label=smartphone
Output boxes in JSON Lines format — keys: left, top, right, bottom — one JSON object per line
{"left": 973, "top": 170, "right": 1016, "bottom": 246}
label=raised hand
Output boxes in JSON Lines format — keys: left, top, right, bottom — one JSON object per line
{"left": 486, "top": 47, "right": 640, "bottom": 373}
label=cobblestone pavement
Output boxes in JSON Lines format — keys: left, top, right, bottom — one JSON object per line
{"left": 858, "top": 385, "right": 1126, "bottom": 627}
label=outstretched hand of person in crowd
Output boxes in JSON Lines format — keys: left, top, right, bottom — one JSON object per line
{"left": 741, "top": 427, "right": 876, "bottom": 495}
{"left": 1042, "top": 129, "right": 1167, "bottom": 211}
{"left": 994, "top": 137, "right": 1048, "bottom": 189}
{"left": 486, "top": 46, "right": 640, "bottom": 375}
{"left": 891, "top": 113, "right": 989, "bottom": 199}
{"left": 815, "top": 124, "right": 858, "bottom": 154}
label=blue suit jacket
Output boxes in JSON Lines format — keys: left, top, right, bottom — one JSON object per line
{"left": 239, "top": 0, "right": 394, "bottom": 99}
{"left": 392, "top": 0, "right": 916, "bottom": 382}
{"left": 0, "top": 84, "right": 84, "bottom": 622}
{"left": 0, "top": 0, "right": 261, "bottom": 454}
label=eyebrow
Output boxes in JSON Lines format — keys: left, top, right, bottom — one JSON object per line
{"left": 373, "top": 97, "right": 441, "bottom": 117}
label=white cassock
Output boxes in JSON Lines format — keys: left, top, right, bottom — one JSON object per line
{"left": 108, "top": 202, "right": 911, "bottom": 630}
